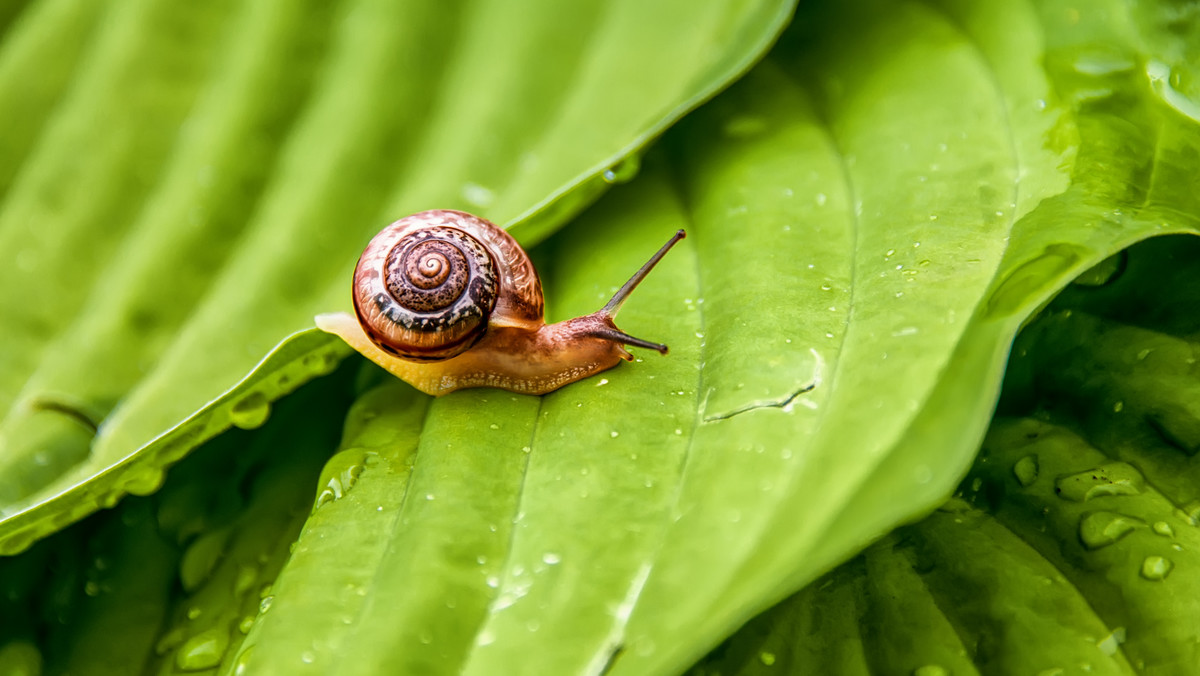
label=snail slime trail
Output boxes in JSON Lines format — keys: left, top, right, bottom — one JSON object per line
{"left": 315, "top": 210, "right": 685, "bottom": 396}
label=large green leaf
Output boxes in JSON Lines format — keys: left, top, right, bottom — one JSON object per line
{"left": 691, "top": 237, "right": 1200, "bottom": 673}
{"left": 0, "top": 0, "right": 794, "bottom": 552}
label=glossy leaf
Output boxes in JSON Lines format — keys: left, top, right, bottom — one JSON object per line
{"left": 693, "top": 237, "right": 1200, "bottom": 673}
{"left": 0, "top": 0, "right": 795, "bottom": 552}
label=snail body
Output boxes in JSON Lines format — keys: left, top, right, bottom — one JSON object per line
{"left": 316, "top": 210, "right": 683, "bottom": 396}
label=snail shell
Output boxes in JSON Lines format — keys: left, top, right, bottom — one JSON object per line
{"left": 352, "top": 210, "right": 540, "bottom": 361}
{"left": 317, "top": 210, "right": 684, "bottom": 396}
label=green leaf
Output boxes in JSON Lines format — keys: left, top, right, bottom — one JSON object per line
{"left": 0, "top": 363, "right": 357, "bottom": 674}
{"left": 0, "top": 0, "right": 794, "bottom": 552}
{"left": 687, "top": 236, "right": 1200, "bottom": 674}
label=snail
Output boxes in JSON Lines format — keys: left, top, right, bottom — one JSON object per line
{"left": 315, "top": 210, "right": 684, "bottom": 396}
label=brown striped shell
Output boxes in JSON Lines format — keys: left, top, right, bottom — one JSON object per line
{"left": 351, "top": 210, "right": 542, "bottom": 361}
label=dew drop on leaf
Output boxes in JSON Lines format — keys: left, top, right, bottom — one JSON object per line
{"left": 602, "top": 155, "right": 640, "bottom": 184}
{"left": 1078, "top": 511, "right": 1144, "bottom": 550}
{"left": 1097, "top": 627, "right": 1126, "bottom": 656}
{"left": 124, "top": 467, "right": 165, "bottom": 496}
{"left": 1140, "top": 555, "right": 1173, "bottom": 581}
{"left": 1013, "top": 454, "right": 1039, "bottom": 487}
{"left": 302, "top": 350, "right": 340, "bottom": 375}
{"left": 1054, "top": 463, "right": 1143, "bottom": 501}
{"left": 229, "top": 392, "right": 270, "bottom": 430}
{"left": 233, "top": 646, "right": 255, "bottom": 676}
{"left": 175, "top": 627, "right": 229, "bottom": 671}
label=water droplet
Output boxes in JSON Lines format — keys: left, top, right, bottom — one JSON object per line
{"left": 238, "top": 616, "right": 254, "bottom": 634}
{"left": 314, "top": 488, "right": 336, "bottom": 511}
{"left": 971, "top": 477, "right": 983, "bottom": 492}
{"left": 1153, "top": 521, "right": 1174, "bottom": 537}
{"left": 489, "top": 423, "right": 499, "bottom": 430}
{"left": 913, "top": 666, "right": 949, "bottom": 676}
{"left": 233, "top": 646, "right": 255, "bottom": 676}
{"left": 425, "top": 493, "right": 435, "bottom": 501}
{"left": 1097, "top": 627, "right": 1126, "bottom": 656}
{"left": 0, "top": 530, "right": 33, "bottom": 556}
{"left": 1013, "top": 454, "right": 1039, "bottom": 486}
{"left": 486, "top": 576, "right": 500, "bottom": 589}
{"left": 1140, "top": 555, "right": 1173, "bottom": 580}
{"left": 180, "top": 530, "right": 229, "bottom": 592}
{"left": 124, "top": 467, "right": 166, "bottom": 496}
{"left": 1054, "top": 462, "right": 1143, "bottom": 501}
{"left": 610, "top": 430, "right": 619, "bottom": 438}
{"left": 1113, "top": 400, "right": 1124, "bottom": 413}
{"left": 542, "top": 552, "right": 561, "bottom": 565}
{"left": 1079, "top": 511, "right": 1145, "bottom": 549}
{"left": 175, "top": 627, "right": 229, "bottom": 671}
{"left": 815, "top": 192, "right": 827, "bottom": 206}
{"left": 596, "top": 378, "right": 609, "bottom": 387}
{"left": 759, "top": 651, "right": 776, "bottom": 666}
{"left": 1137, "top": 348, "right": 1152, "bottom": 360}
{"left": 302, "top": 350, "right": 339, "bottom": 375}
{"left": 602, "top": 155, "right": 640, "bottom": 184}
{"left": 259, "top": 595, "right": 274, "bottom": 614}
{"left": 230, "top": 392, "right": 271, "bottom": 430}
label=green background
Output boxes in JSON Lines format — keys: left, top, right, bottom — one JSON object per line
{"left": 1, "top": 0, "right": 1198, "bottom": 673}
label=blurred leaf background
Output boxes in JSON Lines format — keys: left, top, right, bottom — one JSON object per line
{"left": 2, "top": 0, "right": 1199, "bottom": 674}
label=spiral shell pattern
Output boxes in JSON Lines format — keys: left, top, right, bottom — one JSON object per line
{"left": 353, "top": 218, "right": 499, "bottom": 361}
